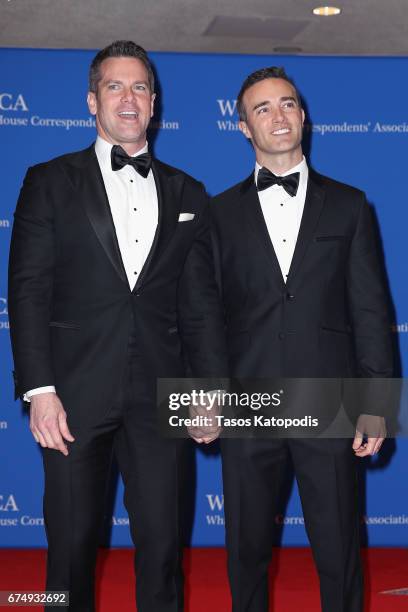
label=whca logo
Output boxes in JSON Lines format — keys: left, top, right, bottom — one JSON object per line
{"left": 217, "top": 99, "right": 237, "bottom": 117}
{"left": 0, "top": 94, "right": 29, "bottom": 112}
{"left": 205, "top": 494, "right": 224, "bottom": 526}
{"left": 206, "top": 494, "right": 224, "bottom": 511}
{"left": 0, "top": 494, "right": 19, "bottom": 512}
{"left": 0, "top": 298, "right": 9, "bottom": 330}
{"left": 216, "top": 100, "right": 239, "bottom": 132}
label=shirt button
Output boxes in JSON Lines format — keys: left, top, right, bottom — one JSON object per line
{"left": 135, "top": 239, "right": 139, "bottom": 243}
{"left": 280, "top": 203, "right": 284, "bottom": 207}
{"left": 130, "top": 179, "right": 134, "bottom": 183}
{"left": 133, "top": 208, "right": 137, "bottom": 211}
{"left": 283, "top": 239, "right": 287, "bottom": 243}
{"left": 134, "top": 271, "right": 138, "bottom": 275}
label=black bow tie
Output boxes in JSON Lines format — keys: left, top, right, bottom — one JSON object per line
{"left": 111, "top": 145, "right": 152, "bottom": 178}
{"left": 257, "top": 167, "right": 300, "bottom": 197}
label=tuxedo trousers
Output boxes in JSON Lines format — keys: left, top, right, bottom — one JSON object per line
{"left": 42, "top": 330, "right": 187, "bottom": 612}
{"left": 221, "top": 438, "right": 363, "bottom": 612}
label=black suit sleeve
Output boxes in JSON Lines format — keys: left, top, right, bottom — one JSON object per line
{"left": 177, "top": 181, "right": 229, "bottom": 383}
{"left": 346, "top": 194, "right": 394, "bottom": 417}
{"left": 8, "top": 166, "right": 56, "bottom": 397}
{"left": 347, "top": 194, "right": 393, "bottom": 377}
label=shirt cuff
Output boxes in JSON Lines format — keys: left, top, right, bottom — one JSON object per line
{"left": 23, "top": 386, "right": 56, "bottom": 402}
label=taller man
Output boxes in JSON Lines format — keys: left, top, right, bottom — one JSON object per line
{"left": 211, "top": 67, "right": 393, "bottom": 611}
{"left": 9, "top": 41, "right": 227, "bottom": 612}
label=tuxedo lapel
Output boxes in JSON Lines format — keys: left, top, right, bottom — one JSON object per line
{"left": 134, "top": 160, "right": 180, "bottom": 290}
{"left": 240, "top": 173, "right": 285, "bottom": 287}
{"left": 288, "top": 170, "right": 325, "bottom": 281}
{"left": 79, "top": 147, "right": 129, "bottom": 287}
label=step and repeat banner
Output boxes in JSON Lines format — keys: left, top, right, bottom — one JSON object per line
{"left": 0, "top": 49, "right": 407, "bottom": 547}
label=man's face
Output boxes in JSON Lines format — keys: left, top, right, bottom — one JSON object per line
{"left": 87, "top": 56, "right": 155, "bottom": 154}
{"left": 239, "top": 77, "right": 304, "bottom": 163}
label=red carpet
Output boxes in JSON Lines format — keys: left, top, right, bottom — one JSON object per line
{"left": 0, "top": 548, "right": 406, "bottom": 610}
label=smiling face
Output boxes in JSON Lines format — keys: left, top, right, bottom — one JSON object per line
{"left": 87, "top": 56, "right": 155, "bottom": 155}
{"left": 239, "top": 77, "right": 305, "bottom": 171}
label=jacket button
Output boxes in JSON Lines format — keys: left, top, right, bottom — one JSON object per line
{"left": 278, "top": 332, "right": 285, "bottom": 340}
{"left": 286, "top": 293, "right": 295, "bottom": 300}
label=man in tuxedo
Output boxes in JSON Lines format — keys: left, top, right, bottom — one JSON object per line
{"left": 8, "top": 40, "right": 227, "bottom": 611}
{"left": 211, "top": 67, "right": 393, "bottom": 611}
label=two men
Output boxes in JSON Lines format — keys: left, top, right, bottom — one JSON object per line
{"left": 211, "top": 67, "right": 393, "bottom": 611}
{"left": 9, "top": 43, "right": 392, "bottom": 612}
{"left": 8, "top": 41, "right": 227, "bottom": 611}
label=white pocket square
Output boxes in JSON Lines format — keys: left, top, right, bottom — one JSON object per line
{"left": 178, "top": 213, "right": 195, "bottom": 222}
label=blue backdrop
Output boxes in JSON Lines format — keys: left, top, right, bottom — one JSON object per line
{"left": 0, "top": 49, "right": 407, "bottom": 547}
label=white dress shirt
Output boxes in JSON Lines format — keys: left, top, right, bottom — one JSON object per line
{"left": 25, "top": 136, "right": 158, "bottom": 401}
{"left": 255, "top": 156, "right": 308, "bottom": 282}
{"left": 95, "top": 136, "right": 158, "bottom": 289}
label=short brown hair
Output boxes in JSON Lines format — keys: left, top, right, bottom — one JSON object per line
{"left": 237, "top": 66, "right": 301, "bottom": 121}
{"left": 89, "top": 40, "right": 155, "bottom": 94}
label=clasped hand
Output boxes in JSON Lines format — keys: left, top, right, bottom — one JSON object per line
{"left": 187, "top": 392, "right": 223, "bottom": 444}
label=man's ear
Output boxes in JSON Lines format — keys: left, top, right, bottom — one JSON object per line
{"left": 239, "top": 120, "right": 251, "bottom": 140}
{"left": 150, "top": 92, "right": 156, "bottom": 118}
{"left": 301, "top": 108, "right": 305, "bottom": 127}
{"left": 87, "top": 92, "right": 97, "bottom": 116}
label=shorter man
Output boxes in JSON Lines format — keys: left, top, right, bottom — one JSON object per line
{"left": 211, "top": 67, "right": 393, "bottom": 611}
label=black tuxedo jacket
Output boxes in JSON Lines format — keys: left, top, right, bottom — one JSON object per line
{"left": 211, "top": 169, "right": 393, "bottom": 381}
{"left": 9, "top": 145, "right": 227, "bottom": 426}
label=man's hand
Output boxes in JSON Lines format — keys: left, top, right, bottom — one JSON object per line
{"left": 352, "top": 414, "right": 386, "bottom": 457}
{"left": 30, "top": 393, "right": 75, "bottom": 456}
{"left": 187, "top": 392, "right": 223, "bottom": 444}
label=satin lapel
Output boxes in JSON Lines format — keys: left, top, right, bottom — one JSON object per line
{"left": 287, "top": 170, "right": 325, "bottom": 281}
{"left": 79, "top": 147, "right": 129, "bottom": 287}
{"left": 134, "top": 160, "right": 179, "bottom": 290}
{"left": 240, "top": 173, "right": 285, "bottom": 287}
